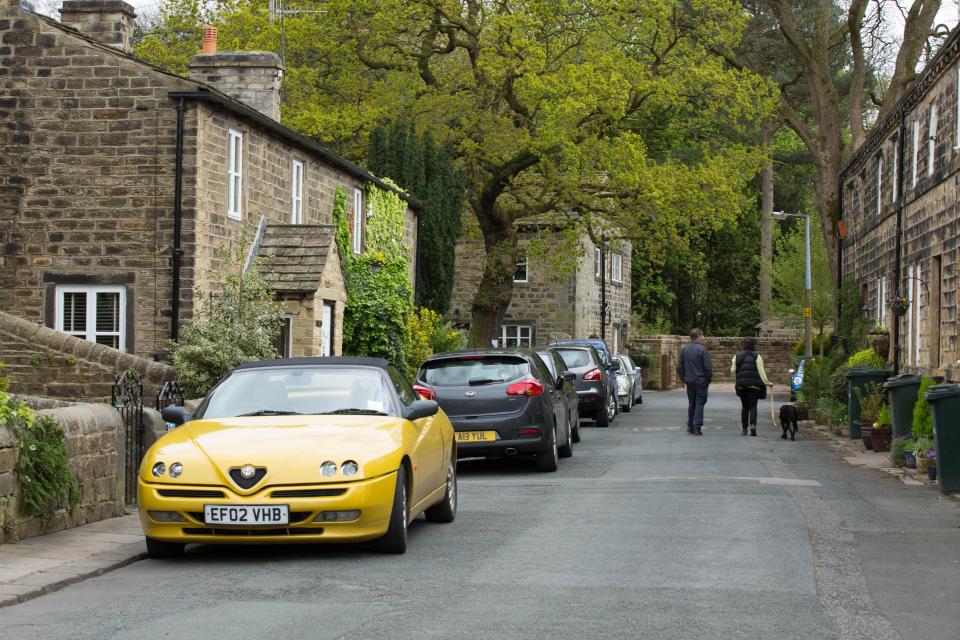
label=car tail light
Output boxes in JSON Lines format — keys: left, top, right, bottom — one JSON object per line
{"left": 413, "top": 384, "right": 436, "bottom": 400}
{"left": 517, "top": 428, "right": 540, "bottom": 437}
{"left": 583, "top": 368, "right": 601, "bottom": 381}
{"left": 506, "top": 378, "right": 544, "bottom": 397}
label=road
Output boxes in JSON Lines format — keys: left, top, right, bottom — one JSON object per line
{"left": 2, "top": 389, "right": 958, "bottom": 639}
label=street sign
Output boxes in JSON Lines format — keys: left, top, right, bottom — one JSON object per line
{"left": 802, "top": 307, "right": 812, "bottom": 317}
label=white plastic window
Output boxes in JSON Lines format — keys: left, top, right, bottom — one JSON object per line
{"left": 291, "top": 160, "right": 304, "bottom": 224}
{"left": 227, "top": 129, "right": 243, "bottom": 219}
{"left": 353, "top": 187, "right": 363, "bottom": 254}
{"left": 56, "top": 285, "right": 125, "bottom": 351}
{"left": 928, "top": 104, "right": 938, "bottom": 177}
{"left": 500, "top": 325, "right": 532, "bottom": 348}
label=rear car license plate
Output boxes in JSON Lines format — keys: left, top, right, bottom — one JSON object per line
{"left": 203, "top": 504, "right": 289, "bottom": 525}
{"left": 455, "top": 430, "right": 497, "bottom": 443}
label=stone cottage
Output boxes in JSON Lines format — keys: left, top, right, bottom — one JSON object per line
{"left": 449, "top": 219, "right": 632, "bottom": 352}
{"left": 0, "top": 0, "right": 420, "bottom": 362}
{"left": 840, "top": 26, "right": 960, "bottom": 381}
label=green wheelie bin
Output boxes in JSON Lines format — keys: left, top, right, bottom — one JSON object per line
{"left": 883, "top": 375, "right": 922, "bottom": 438}
{"left": 846, "top": 368, "right": 891, "bottom": 439}
{"left": 925, "top": 384, "right": 960, "bottom": 492}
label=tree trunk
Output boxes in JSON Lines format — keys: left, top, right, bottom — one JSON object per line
{"left": 759, "top": 124, "right": 774, "bottom": 324}
{"left": 467, "top": 222, "right": 517, "bottom": 347}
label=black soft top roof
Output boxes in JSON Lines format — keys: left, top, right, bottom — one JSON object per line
{"left": 232, "top": 357, "right": 392, "bottom": 371}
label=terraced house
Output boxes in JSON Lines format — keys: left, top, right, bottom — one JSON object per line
{"left": 840, "top": 27, "right": 960, "bottom": 381}
{"left": 0, "top": 0, "right": 419, "bottom": 364}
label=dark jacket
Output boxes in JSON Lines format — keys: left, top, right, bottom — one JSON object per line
{"left": 678, "top": 341, "right": 712, "bottom": 386}
{"left": 734, "top": 350, "right": 763, "bottom": 388}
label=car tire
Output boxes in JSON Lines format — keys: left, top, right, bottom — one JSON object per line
{"left": 637, "top": 392, "right": 643, "bottom": 405}
{"left": 571, "top": 409, "right": 582, "bottom": 443}
{"left": 145, "top": 537, "right": 184, "bottom": 559}
{"left": 558, "top": 415, "right": 574, "bottom": 458}
{"left": 373, "top": 466, "right": 408, "bottom": 554}
{"left": 536, "top": 428, "right": 560, "bottom": 471}
{"left": 622, "top": 395, "right": 632, "bottom": 413}
{"left": 595, "top": 402, "right": 610, "bottom": 427}
{"left": 425, "top": 456, "right": 457, "bottom": 523}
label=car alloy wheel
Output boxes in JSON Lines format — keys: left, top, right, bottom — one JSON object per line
{"left": 607, "top": 395, "right": 617, "bottom": 421}
{"left": 426, "top": 457, "right": 457, "bottom": 523}
{"left": 558, "top": 415, "right": 574, "bottom": 458}
{"left": 536, "top": 427, "right": 559, "bottom": 471}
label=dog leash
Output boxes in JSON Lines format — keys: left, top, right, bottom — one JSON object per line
{"left": 769, "top": 385, "right": 779, "bottom": 428}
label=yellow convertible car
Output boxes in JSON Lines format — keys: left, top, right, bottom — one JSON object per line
{"left": 140, "top": 357, "right": 457, "bottom": 557}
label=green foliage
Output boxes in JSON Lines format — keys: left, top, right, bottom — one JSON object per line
{"left": 406, "top": 308, "right": 466, "bottom": 379}
{"left": 914, "top": 436, "right": 935, "bottom": 459}
{"left": 368, "top": 122, "right": 464, "bottom": 314}
{"left": 830, "top": 361, "right": 851, "bottom": 406}
{"left": 364, "top": 182, "right": 408, "bottom": 260}
{"left": 890, "top": 437, "right": 914, "bottom": 468}
{"left": 170, "top": 239, "right": 283, "bottom": 397}
{"left": 793, "top": 335, "right": 834, "bottom": 357}
{"left": 876, "top": 404, "right": 892, "bottom": 428}
{"left": 343, "top": 256, "right": 413, "bottom": 371}
{"left": 837, "top": 279, "right": 870, "bottom": 352}
{"left": 855, "top": 381, "right": 886, "bottom": 423}
{"left": 846, "top": 348, "right": 886, "bottom": 370}
{"left": 0, "top": 376, "right": 80, "bottom": 520}
{"left": 912, "top": 376, "right": 937, "bottom": 441}
{"left": 332, "top": 187, "right": 350, "bottom": 260}
{"left": 132, "top": 0, "right": 210, "bottom": 76}
{"left": 772, "top": 217, "right": 834, "bottom": 334}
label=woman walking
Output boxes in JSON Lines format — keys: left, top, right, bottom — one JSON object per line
{"left": 731, "top": 337, "right": 771, "bottom": 436}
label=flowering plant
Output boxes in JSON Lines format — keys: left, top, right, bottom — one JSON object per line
{"left": 927, "top": 449, "right": 937, "bottom": 465}
{"left": 888, "top": 294, "right": 910, "bottom": 311}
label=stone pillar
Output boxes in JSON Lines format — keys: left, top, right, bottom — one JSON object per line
{"left": 59, "top": 0, "right": 136, "bottom": 53}
{"left": 188, "top": 52, "right": 283, "bottom": 121}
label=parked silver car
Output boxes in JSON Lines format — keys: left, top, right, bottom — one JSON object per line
{"left": 615, "top": 355, "right": 643, "bottom": 411}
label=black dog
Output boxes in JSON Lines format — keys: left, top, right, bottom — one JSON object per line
{"left": 779, "top": 404, "right": 799, "bottom": 440}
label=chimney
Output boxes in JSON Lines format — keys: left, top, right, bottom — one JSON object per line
{"left": 188, "top": 28, "right": 283, "bottom": 121}
{"left": 59, "top": 0, "right": 137, "bottom": 54}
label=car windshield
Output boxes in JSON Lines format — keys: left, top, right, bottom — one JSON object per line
{"left": 556, "top": 348, "right": 592, "bottom": 368}
{"left": 420, "top": 356, "right": 528, "bottom": 386}
{"left": 200, "top": 367, "right": 397, "bottom": 419}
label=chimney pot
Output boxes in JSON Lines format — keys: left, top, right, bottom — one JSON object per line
{"left": 202, "top": 26, "right": 217, "bottom": 54}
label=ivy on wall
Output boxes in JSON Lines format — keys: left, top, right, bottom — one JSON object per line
{"left": 332, "top": 187, "right": 350, "bottom": 260}
{"left": 364, "top": 180, "right": 408, "bottom": 260}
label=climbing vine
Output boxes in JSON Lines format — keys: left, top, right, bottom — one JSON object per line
{"left": 364, "top": 181, "right": 408, "bottom": 259}
{"left": 332, "top": 186, "right": 350, "bottom": 260}
{"left": 0, "top": 374, "right": 80, "bottom": 521}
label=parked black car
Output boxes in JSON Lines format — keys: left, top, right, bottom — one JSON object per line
{"left": 414, "top": 349, "right": 574, "bottom": 471}
{"left": 550, "top": 343, "right": 617, "bottom": 427}
{"left": 536, "top": 348, "right": 581, "bottom": 443}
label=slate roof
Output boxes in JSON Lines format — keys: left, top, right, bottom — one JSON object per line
{"left": 256, "top": 225, "right": 341, "bottom": 293}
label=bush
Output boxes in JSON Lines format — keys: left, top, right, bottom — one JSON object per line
{"left": 846, "top": 348, "right": 886, "bottom": 369}
{"left": 890, "top": 436, "right": 914, "bottom": 468}
{"left": 830, "top": 362, "right": 850, "bottom": 406}
{"left": 406, "top": 308, "right": 466, "bottom": 379}
{"left": 792, "top": 335, "right": 834, "bottom": 357}
{"left": 343, "top": 256, "right": 414, "bottom": 373}
{"left": 912, "top": 376, "right": 937, "bottom": 441}
{"left": 170, "top": 241, "right": 283, "bottom": 398}
{"left": 0, "top": 374, "right": 80, "bottom": 521}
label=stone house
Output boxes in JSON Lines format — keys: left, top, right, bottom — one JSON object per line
{"left": 449, "top": 220, "right": 632, "bottom": 352}
{"left": 840, "top": 27, "right": 960, "bottom": 380}
{"left": 0, "top": 0, "right": 420, "bottom": 363}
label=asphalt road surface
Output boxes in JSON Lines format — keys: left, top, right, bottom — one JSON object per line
{"left": 2, "top": 389, "right": 958, "bottom": 639}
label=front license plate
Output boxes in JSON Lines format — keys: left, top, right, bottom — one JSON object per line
{"left": 455, "top": 430, "right": 497, "bottom": 443}
{"left": 203, "top": 504, "right": 289, "bottom": 525}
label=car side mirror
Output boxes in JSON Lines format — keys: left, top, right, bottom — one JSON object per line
{"left": 403, "top": 400, "right": 439, "bottom": 421}
{"left": 788, "top": 368, "right": 796, "bottom": 375}
{"left": 161, "top": 405, "right": 191, "bottom": 427}
{"left": 634, "top": 367, "right": 641, "bottom": 374}
{"left": 610, "top": 360, "right": 621, "bottom": 371}
{"left": 563, "top": 371, "right": 577, "bottom": 382}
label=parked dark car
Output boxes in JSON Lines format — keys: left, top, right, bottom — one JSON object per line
{"left": 414, "top": 349, "right": 574, "bottom": 471}
{"left": 549, "top": 339, "right": 619, "bottom": 422}
{"left": 536, "top": 348, "right": 581, "bottom": 443}
{"left": 550, "top": 344, "right": 616, "bottom": 427}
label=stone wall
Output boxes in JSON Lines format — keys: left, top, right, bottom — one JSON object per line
{"left": 841, "top": 29, "right": 960, "bottom": 382}
{"left": 629, "top": 335, "right": 798, "bottom": 390}
{"left": 0, "top": 310, "right": 175, "bottom": 402}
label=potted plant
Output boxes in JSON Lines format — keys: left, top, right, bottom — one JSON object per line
{"left": 868, "top": 326, "right": 890, "bottom": 360}
{"left": 914, "top": 436, "right": 934, "bottom": 473}
{"left": 888, "top": 293, "right": 910, "bottom": 317}
{"left": 856, "top": 382, "right": 886, "bottom": 451}
{"left": 872, "top": 404, "right": 893, "bottom": 452}
{"left": 892, "top": 436, "right": 917, "bottom": 468}
{"left": 926, "top": 450, "right": 937, "bottom": 481}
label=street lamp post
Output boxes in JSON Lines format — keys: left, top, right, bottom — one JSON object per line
{"left": 773, "top": 210, "right": 813, "bottom": 358}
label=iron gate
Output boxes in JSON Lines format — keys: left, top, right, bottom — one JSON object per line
{"left": 156, "top": 380, "right": 185, "bottom": 412}
{"left": 111, "top": 369, "right": 144, "bottom": 504}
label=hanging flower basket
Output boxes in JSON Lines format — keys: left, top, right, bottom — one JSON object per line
{"left": 889, "top": 294, "right": 910, "bottom": 317}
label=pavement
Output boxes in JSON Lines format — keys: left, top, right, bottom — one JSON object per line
{"left": 0, "top": 388, "right": 957, "bottom": 639}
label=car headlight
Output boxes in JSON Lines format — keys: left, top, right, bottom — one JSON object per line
{"left": 168, "top": 462, "right": 183, "bottom": 478}
{"left": 320, "top": 461, "right": 337, "bottom": 477}
{"left": 341, "top": 460, "right": 359, "bottom": 477}
{"left": 151, "top": 462, "right": 166, "bottom": 477}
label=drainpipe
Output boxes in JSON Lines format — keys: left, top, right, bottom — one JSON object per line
{"left": 171, "top": 97, "right": 185, "bottom": 342}
{"left": 837, "top": 170, "right": 844, "bottom": 331}
{"left": 600, "top": 244, "right": 607, "bottom": 341}
{"left": 893, "top": 106, "right": 907, "bottom": 375}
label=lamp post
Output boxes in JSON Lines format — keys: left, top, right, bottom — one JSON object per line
{"left": 773, "top": 210, "right": 812, "bottom": 358}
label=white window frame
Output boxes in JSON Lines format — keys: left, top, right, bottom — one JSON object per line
{"left": 500, "top": 324, "right": 532, "bottom": 348}
{"left": 928, "top": 103, "right": 938, "bottom": 177}
{"left": 891, "top": 140, "right": 898, "bottom": 203}
{"left": 876, "top": 276, "right": 886, "bottom": 327}
{"left": 227, "top": 129, "right": 243, "bottom": 220}
{"left": 291, "top": 159, "right": 304, "bottom": 224}
{"left": 353, "top": 187, "right": 363, "bottom": 254}
{"left": 956, "top": 66, "right": 960, "bottom": 149}
{"left": 514, "top": 250, "right": 528, "bottom": 283}
{"left": 611, "top": 252, "right": 623, "bottom": 283}
{"left": 906, "top": 265, "right": 914, "bottom": 364}
{"left": 912, "top": 119, "right": 919, "bottom": 188}
{"left": 594, "top": 246, "right": 602, "bottom": 278}
{"left": 876, "top": 154, "right": 882, "bottom": 216}
{"left": 55, "top": 285, "right": 126, "bottom": 351}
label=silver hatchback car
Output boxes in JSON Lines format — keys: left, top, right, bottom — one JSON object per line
{"left": 615, "top": 355, "right": 643, "bottom": 411}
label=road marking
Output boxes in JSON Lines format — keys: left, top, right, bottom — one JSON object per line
{"left": 630, "top": 426, "right": 724, "bottom": 432}
{"left": 459, "top": 475, "right": 820, "bottom": 487}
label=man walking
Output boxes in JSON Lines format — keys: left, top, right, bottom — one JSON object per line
{"left": 677, "top": 328, "right": 712, "bottom": 435}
